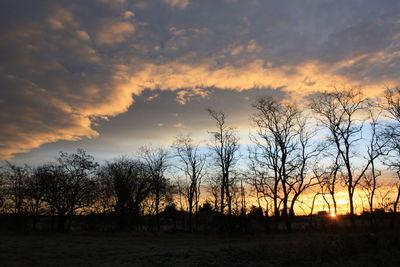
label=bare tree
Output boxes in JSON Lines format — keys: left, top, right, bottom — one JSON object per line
{"left": 93, "top": 171, "right": 115, "bottom": 214}
{"left": 207, "top": 109, "right": 239, "bottom": 217}
{"left": 360, "top": 107, "right": 388, "bottom": 227}
{"left": 173, "top": 175, "right": 186, "bottom": 212}
{"left": 249, "top": 97, "right": 321, "bottom": 231}
{"left": 38, "top": 149, "right": 98, "bottom": 232}
{"left": 382, "top": 87, "right": 400, "bottom": 227}
{"left": 0, "top": 162, "right": 30, "bottom": 230}
{"left": 0, "top": 163, "right": 29, "bottom": 215}
{"left": 26, "top": 167, "right": 46, "bottom": 230}
{"left": 207, "top": 174, "right": 221, "bottom": 212}
{"left": 326, "top": 155, "right": 341, "bottom": 215}
{"left": 287, "top": 117, "right": 322, "bottom": 218}
{"left": 238, "top": 175, "right": 247, "bottom": 216}
{"left": 227, "top": 172, "right": 247, "bottom": 217}
{"left": 172, "top": 135, "right": 206, "bottom": 232}
{"left": 139, "top": 146, "right": 170, "bottom": 231}
{"left": 97, "top": 157, "right": 153, "bottom": 230}
{"left": 247, "top": 149, "right": 281, "bottom": 225}
{"left": 312, "top": 156, "right": 340, "bottom": 216}
{"left": 309, "top": 88, "right": 373, "bottom": 227}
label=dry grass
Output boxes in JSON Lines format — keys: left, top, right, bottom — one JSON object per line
{"left": 0, "top": 231, "right": 399, "bottom": 266}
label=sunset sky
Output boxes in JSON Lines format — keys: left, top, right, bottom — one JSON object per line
{"left": 1, "top": 0, "right": 400, "bottom": 164}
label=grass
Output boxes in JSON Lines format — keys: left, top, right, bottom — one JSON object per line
{"left": 0, "top": 231, "right": 399, "bottom": 266}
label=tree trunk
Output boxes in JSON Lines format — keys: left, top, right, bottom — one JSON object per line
{"left": 188, "top": 200, "right": 193, "bottom": 232}
{"left": 273, "top": 196, "right": 280, "bottom": 231}
{"left": 391, "top": 185, "right": 400, "bottom": 228}
{"left": 348, "top": 189, "right": 356, "bottom": 228}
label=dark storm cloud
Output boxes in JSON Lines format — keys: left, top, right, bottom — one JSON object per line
{"left": 1, "top": 0, "right": 399, "bottom": 159}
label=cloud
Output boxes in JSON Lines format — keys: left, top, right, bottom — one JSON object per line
{"left": 146, "top": 93, "right": 160, "bottom": 102}
{"left": 76, "top": 30, "right": 91, "bottom": 41}
{"left": 173, "top": 122, "right": 186, "bottom": 129}
{"left": 0, "top": 74, "right": 99, "bottom": 158}
{"left": 47, "top": 8, "right": 76, "bottom": 30}
{"left": 162, "top": 0, "right": 190, "bottom": 8}
{"left": 95, "top": 20, "right": 135, "bottom": 45}
{"left": 123, "top": 11, "right": 135, "bottom": 19}
{"left": 117, "top": 59, "right": 384, "bottom": 101}
{"left": 176, "top": 88, "right": 210, "bottom": 104}
{"left": 1, "top": 0, "right": 400, "bottom": 159}
{"left": 0, "top": 1, "right": 138, "bottom": 158}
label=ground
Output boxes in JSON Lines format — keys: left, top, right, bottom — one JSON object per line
{"left": 1, "top": 231, "right": 399, "bottom": 266}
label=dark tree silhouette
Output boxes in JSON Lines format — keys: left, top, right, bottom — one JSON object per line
{"left": 139, "top": 146, "right": 170, "bottom": 231}
{"left": 97, "top": 157, "right": 153, "bottom": 230}
{"left": 207, "top": 174, "right": 221, "bottom": 212}
{"left": 382, "top": 87, "right": 400, "bottom": 227}
{"left": 2, "top": 89, "right": 400, "bottom": 235}
{"left": 313, "top": 155, "right": 340, "bottom": 216}
{"left": 360, "top": 107, "right": 387, "bottom": 227}
{"left": 0, "top": 162, "right": 29, "bottom": 216}
{"left": 249, "top": 97, "right": 321, "bottom": 231}
{"left": 310, "top": 88, "right": 372, "bottom": 227}
{"left": 173, "top": 135, "right": 206, "bottom": 232}
{"left": 26, "top": 167, "right": 46, "bottom": 230}
{"left": 207, "top": 109, "right": 239, "bottom": 217}
{"left": 37, "top": 149, "right": 98, "bottom": 232}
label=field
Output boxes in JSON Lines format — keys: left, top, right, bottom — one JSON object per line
{"left": 1, "top": 230, "right": 400, "bottom": 266}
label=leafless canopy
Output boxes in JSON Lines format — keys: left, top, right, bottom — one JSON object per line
{"left": 173, "top": 135, "right": 206, "bottom": 231}
{"left": 248, "top": 96, "right": 322, "bottom": 231}
{"left": 207, "top": 109, "right": 239, "bottom": 216}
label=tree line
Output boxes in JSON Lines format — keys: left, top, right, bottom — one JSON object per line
{"left": 1, "top": 87, "right": 400, "bottom": 233}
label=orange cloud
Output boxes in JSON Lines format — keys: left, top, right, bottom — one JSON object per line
{"left": 0, "top": 113, "right": 98, "bottom": 159}
{"left": 47, "top": 8, "right": 76, "bottom": 30}
{"left": 95, "top": 20, "right": 135, "bottom": 45}
{"left": 117, "top": 59, "right": 387, "bottom": 102}
{"left": 3, "top": 0, "right": 399, "bottom": 160}
{"left": 76, "top": 30, "right": 90, "bottom": 41}
{"left": 1, "top": 55, "right": 392, "bottom": 159}
{"left": 176, "top": 88, "right": 210, "bottom": 104}
{"left": 163, "top": 0, "right": 190, "bottom": 8}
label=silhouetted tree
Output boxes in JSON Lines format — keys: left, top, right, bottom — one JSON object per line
{"left": 0, "top": 162, "right": 31, "bottom": 231}
{"left": 139, "top": 146, "right": 170, "bottom": 231}
{"left": 207, "top": 109, "right": 239, "bottom": 217}
{"left": 38, "top": 149, "right": 98, "bottom": 232}
{"left": 97, "top": 157, "right": 153, "bottom": 230}
{"left": 249, "top": 97, "right": 321, "bottom": 231}
{"left": 207, "top": 174, "right": 221, "bottom": 212}
{"left": 0, "top": 162, "right": 29, "bottom": 216}
{"left": 248, "top": 205, "right": 264, "bottom": 218}
{"left": 26, "top": 167, "right": 46, "bottom": 230}
{"left": 313, "top": 156, "right": 340, "bottom": 216}
{"left": 0, "top": 164, "right": 47, "bottom": 230}
{"left": 199, "top": 201, "right": 214, "bottom": 214}
{"left": 173, "top": 135, "right": 206, "bottom": 232}
{"left": 382, "top": 87, "right": 400, "bottom": 227}
{"left": 310, "top": 88, "right": 372, "bottom": 227}
{"left": 360, "top": 107, "right": 387, "bottom": 227}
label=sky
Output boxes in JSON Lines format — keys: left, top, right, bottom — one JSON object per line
{"left": 1, "top": 0, "right": 400, "bottom": 164}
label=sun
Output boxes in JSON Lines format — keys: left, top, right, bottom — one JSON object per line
{"left": 329, "top": 213, "right": 337, "bottom": 218}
